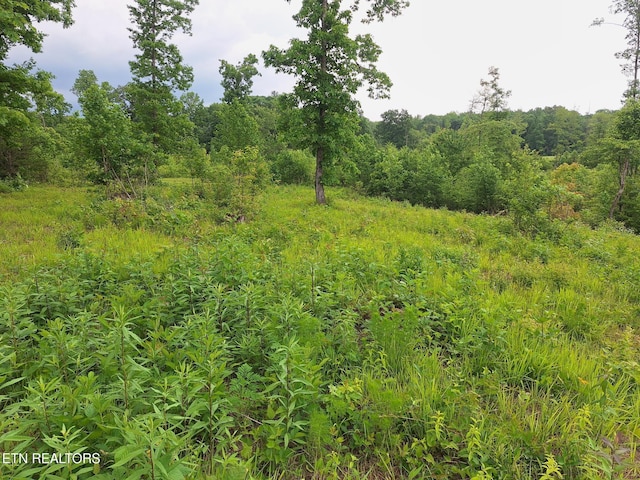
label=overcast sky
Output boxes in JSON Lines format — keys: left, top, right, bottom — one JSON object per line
{"left": 7, "top": 0, "right": 630, "bottom": 120}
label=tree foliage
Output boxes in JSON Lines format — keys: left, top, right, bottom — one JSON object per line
{"left": 75, "top": 73, "right": 151, "bottom": 195}
{"left": 219, "top": 54, "right": 261, "bottom": 104}
{"left": 211, "top": 101, "right": 261, "bottom": 155}
{"left": 128, "top": 0, "right": 198, "bottom": 92}
{"left": 0, "top": 108, "right": 63, "bottom": 182}
{"left": 470, "top": 66, "right": 511, "bottom": 117}
{"left": 376, "top": 109, "right": 415, "bottom": 148}
{"left": 588, "top": 99, "right": 640, "bottom": 219}
{"left": 0, "top": 0, "right": 75, "bottom": 180}
{"left": 0, "top": 0, "right": 74, "bottom": 58}
{"left": 263, "top": 0, "right": 409, "bottom": 204}
{"left": 127, "top": 0, "right": 199, "bottom": 151}
{"left": 593, "top": 0, "right": 640, "bottom": 99}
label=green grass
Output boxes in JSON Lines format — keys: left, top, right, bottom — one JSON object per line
{"left": 0, "top": 185, "right": 182, "bottom": 280}
{"left": 1, "top": 183, "right": 639, "bottom": 479}
{"left": 0, "top": 186, "right": 87, "bottom": 277}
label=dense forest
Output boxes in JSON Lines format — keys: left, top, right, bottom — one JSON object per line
{"left": 1, "top": 0, "right": 640, "bottom": 479}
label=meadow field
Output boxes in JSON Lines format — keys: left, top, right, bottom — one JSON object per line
{"left": 1, "top": 183, "right": 639, "bottom": 479}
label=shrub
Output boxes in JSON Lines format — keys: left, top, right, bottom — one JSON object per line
{"left": 204, "top": 146, "right": 271, "bottom": 220}
{"left": 452, "top": 153, "right": 503, "bottom": 213}
{"left": 157, "top": 154, "right": 190, "bottom": 178}
{"left": 0, "top": 173, "right": 28, "bottom": 193}
{"left": 367, "top": 145, "right": 406, "bottom": 200}
{"left": 271, "top": 149, "right": 314, "bottom": 185}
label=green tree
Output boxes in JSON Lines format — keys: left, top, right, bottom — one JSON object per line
{"left": 271, "top": 149, "right": 315, "bottom": 185}
{"left": 183, "top": 101, "right": 221, "bottom": 151}
{"left": 75, "top": 75, "right": 151, "bottom": 195}
{"left": 0, "top": 0, "right": 74, "bottom": 58}
{"left": 376, "top": 109, "right": 415, "bottom": 148}
{"left": 522, "top": 107, "right": 554, "bottom": 155}
{"left": 502, "top": 151, "right": 555, "bottom": 234}
{"left": 545, "top": 106, "right": 586, "bottom": 156}
{"left": 367, "top": 144, "right": 406, "bottom": 199}
{"left": 219, "top": 54, "right": 261, "bottom": 104}
{"left": 212, "top": 53, "right": 264, "bottom": 158}
{"left": 593, "top": 0, "right": 640, "bottom": 99}
{"left": 470, "top": 66, "right": 511, "bottom": 118}
{"left": 0, "top": 1, "right": 75, "bottom": 180}
{"left": 453, "top": 151, "right": 503, "bottom": 213}
{"left": 350, "top": 132, "right": 383, "bottom": 188}
{"left": 464, "top": 67, "right": 521, "bottom": 179}
{"left": 428, "top": 127, "right": 471, "bottom": 175}
{"left": 0, "top": 104, "right": 64, "bottom": 182}
{"left": 211, "top": 101, "right": 261, "bottom": 155}
{"left": 127, "top": 0, "right": 199, "bottom": 150}
{"left": 180, "top": 91, "right": 204, "bottom": 119}
{"left": 585, "top": 109, "right": 616, "bottom": 147}
{"left": 263, "top": 0, "right": 409, "bottom": 204}
{"left": 70, "top": 69, "right": 98, "bottom": 98}
{"left": 461, "top": 119, "right": 524, "bottom": 175}
{"left": 594, "top": 100, "right": 640, "bottom": 219}
{"left": 401, "top": 147, "right": 450, "bottom": 207}
{"left": 251, "top": 94, "right": 286, "bottom": 161}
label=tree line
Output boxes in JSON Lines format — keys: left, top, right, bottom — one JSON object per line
{"left": 1, "top": 0, "right": 640, "bottom": 233}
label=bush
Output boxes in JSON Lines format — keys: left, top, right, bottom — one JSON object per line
{"left": 452, "top": 153, "right": 503, "bottom": 213}
{"left": 403, "top": 150, "right": 450, "bottom": 207}
{"left": 367, "top": 145, "right": 406, "bottom": 200}
{"left": 0, "top": 173, "right": 28, "bottom": 193}
{"left": 205, "top": 147, "right": 271, "bottom": 220}
{"left": 271, "top": 149, "right": 314, "bottom": 185}
{"left": 502, "top": 162, "right": 555, "bottom": 235}
{"left": 157, "top": 154, "right": 190, "bottom": 178}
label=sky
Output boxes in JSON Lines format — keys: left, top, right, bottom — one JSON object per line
{"left": 7, "top": 0, "right": 631, "bottom": 120}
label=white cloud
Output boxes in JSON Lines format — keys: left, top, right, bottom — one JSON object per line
{"left": 6, "top": 0, "right": 630, "bottom": 118}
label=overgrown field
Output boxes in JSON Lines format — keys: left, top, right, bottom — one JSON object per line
{"left": 1, "top": 184, "right": 640, "bottom": 479}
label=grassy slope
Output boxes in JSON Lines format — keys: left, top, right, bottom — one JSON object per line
{"left": 0, "top": 186, "right": 87, "bottom": 277}
{"left": 1, "top": 184, "right": 639, "bottom": 479}
{"left": 0, "top": 185, "right": 183, "bottom": 280}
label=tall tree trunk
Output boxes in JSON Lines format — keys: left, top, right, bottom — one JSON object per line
{"left": 315, "top": 146, "right": 326, "bottom": 204}
{"left": 314, "top": 0, "right": 328, "bottom": 205}
{"left": 633, "top": 16, "right": 640, "bottom": 99}
{"left": 151, "top": 0, "right": 159, "bottom": 146}
{"left": 610, "top": 156, "right": 631, "bottom": 218}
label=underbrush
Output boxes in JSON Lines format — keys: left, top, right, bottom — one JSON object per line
{"left": 0, "top": 184, "right": 639, "bottom": 479}
{"left": 80, "top": 179, "right": 256, "bottom": 235}
{"left": 0, "top": 173, "right": 28, "bottom": 193}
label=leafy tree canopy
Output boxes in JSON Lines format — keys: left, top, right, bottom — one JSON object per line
{"left": 593, "top": 0, "right": 640, "bottom": 99}
{"left": 1, "top": 1, "right": 75, "bottom": 179}
{"left": 0, "top": 0, "right": 74, "bottom": 58}
{"left": 263, "top": 0, "right": 409, "bottom": 204}
{"left": 127, "top": 0, "right": 199, "bottom": 153}
{"left": 376, "top": 109, "right": 414, "bottom": 148}
{"left": 128, "top": 0, "right": 198, "bottom": 92}
{"left": 219, "top": 54, "right": 261, "bottom": 104}
{"left": 470, "top": 66, "right": 511, "bottom": 117}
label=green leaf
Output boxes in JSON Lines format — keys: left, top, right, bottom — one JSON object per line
{"left": 111, "top": 446, "right": 147, "bottom": 468}
{"left": 123, "top": 471, "right": 146, "bottom": 480}
{"left": 0, "top": 375, "right": 25, "bottom": 390}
